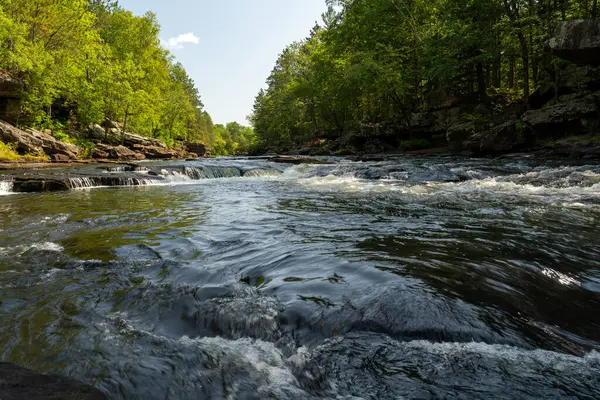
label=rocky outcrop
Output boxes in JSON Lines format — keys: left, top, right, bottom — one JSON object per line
{"left": 95, "top": 143, "right": 144, "bottom": 161}
{"left": 552, "top": 137, "right": 600, "bottom": 157}
{"left": 446, "top": 121, "right": 477, "bottom": 152}
{"left": 463, "top": 120, "right": 526, "bottom": 155}
{"left": 522, "top": 92, "right": 599, "bottom": 138}
{"left": 184, "top": 141, "right": 207, "bottom": 157}
{"left": 131, "top": 144, "right": 176, "bottom": 159}
{"left": 546, "top": 20, "right": 600, "bottom": 66}
{"left": 0, "top": 120, "right": 81, "bottom": 159}
{"left": 0, "top": 362, "right": 106, "bottom": 399}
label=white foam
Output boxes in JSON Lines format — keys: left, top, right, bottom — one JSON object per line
{"left": 0, "top": 242, "right": 64, "bottom": 256}
{"left": 0, "top": 180, "right": 13, "bottom": 195}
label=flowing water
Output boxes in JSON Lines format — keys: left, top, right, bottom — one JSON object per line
{"left": 1, "top": 156, "right": 600, "bottom": 399}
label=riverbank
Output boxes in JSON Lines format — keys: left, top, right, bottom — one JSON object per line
{"left": 0, "top": 119, "right": 206, "bottom": 164}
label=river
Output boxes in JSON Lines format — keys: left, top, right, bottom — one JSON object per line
{"left": 1, "top": 156, "right": 600, "bottom": 399}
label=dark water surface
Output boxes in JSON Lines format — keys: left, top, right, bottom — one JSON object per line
{"left": 1, "top": 156, "right": 600, "bottom": 399}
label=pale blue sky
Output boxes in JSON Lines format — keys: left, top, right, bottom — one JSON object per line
{"left": 118, "top": 0, "right": 327, "bottom": 125}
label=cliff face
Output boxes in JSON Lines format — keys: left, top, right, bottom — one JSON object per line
{"left": 0, "top": 70, "right": 22, "bottom": 124}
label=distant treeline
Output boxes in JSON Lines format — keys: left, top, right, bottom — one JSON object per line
{"left": 251, "top": 0, "right": 598, "bottom": 148}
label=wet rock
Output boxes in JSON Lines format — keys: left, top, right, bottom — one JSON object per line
{"left": 0, "top": 362, "right": 106, "bottom": 400}
{"left": 0, "top": 70, "right": 22, "bottom": 99}
{"left": 522, "top": 92, "right": 599, "bottom": 138}
{"left": 12, "top": 177, "right": 71, "bottom": 192}
{"left": 546, "top": 19, "right": 600, "bottom": 66}
{"left": 269, "top": 156, "right": 329, "bottom": 165}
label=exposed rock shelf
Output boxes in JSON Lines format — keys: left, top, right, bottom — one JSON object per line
{"left": 0, "top": 162, "right": 283, "bottom": 194}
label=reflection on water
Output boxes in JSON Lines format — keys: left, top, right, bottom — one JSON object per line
{"left": 1, "top": 156, "right": 600, "bottom": 399}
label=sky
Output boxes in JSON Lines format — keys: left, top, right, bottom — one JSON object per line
{"left": 117, "top": 0, "right": 328, "bottom": 126}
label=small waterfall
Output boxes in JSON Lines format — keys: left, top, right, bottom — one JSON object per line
{"left": 0, "top": 180, "right": 13, "bottom": 195}
{"left": 160, "top": 169, "right": 193, "bottom": 182}
{"left": 243, "top": 168, "right": 282, "bottom": 177}
{"left": 183, "top": 166, "right": 242, "bottom": 180}
{"left": 68, "top": 177, "right": 95, "bottom": 189}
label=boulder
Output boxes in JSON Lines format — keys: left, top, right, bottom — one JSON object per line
{"left": 184, "top": 141, "right": 207, "bottom": 157}
{"left": 463, "top": 120, "right": 523, "bottom": 155}
{"left": 0, "top": 120, "right": 45, "bottom": 156}
{"left": 0, "top": 362, "right": 106, "bottom": 399}
{"left": 88, "top": 124, "right": 106, "bottom": 140}
{"left": 91, "top": 147, "right": 110, "bottom": 159}
{"left": 522, "top": 92, "right": 599, "bottom": 138}
{"left": 446, "top": 121, "right": 477, "bottom": 152}
{"left": 96, "top": 143, "right": 144, "bottom": 160}
{"left": 25, "top": 128, "right": 81, "bottom": 159}
{"left": 131, "top": 144, "right": 176, "bottom": 159}
{"left": 546, "top": 20, "right": 600, "bottom": 66}
{"left": 123, "top": 133, "right": 168, "bottom": 149}
{"left": 553, "top": 137, "right": 600, "bottom": 157}
{"left": 51, "top": 154, "right": 71, "bottom": 162}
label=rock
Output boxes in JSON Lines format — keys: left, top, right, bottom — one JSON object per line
{"left": 88, "top": 124, "right": 106, "bottom": 140}
{"left": 51, "top": 154, "right": 71, "bottom": 162}
{"left": 269, "top": 156, "right": 330, "bottom": 164}
{"left": 91, "top": 148, "right": 110, "bottom": 159}
{"left": 546, "top": 20, "right": 600, "bottom": 66}
{"left": 463, "top": 120, "right": 523, "bottom": 155}
{"left": 25, "top": 128, "right": 81, "bottom": 159}
{"left": 12, "top": 177, "right": 71, "bottom": 192}
{"left": 553, "top": 137, "right": 600, "bottom": 157}
{"left": 0, "top": 120, "right": 45, "bottom": 156}
{"left": 0, "top": 70, "right": 22, "bottom": 98}
{"left": 123, "top": 133, "right": 168, "bottom": 149}
{"left": 0, "top": 120, "right": 80, "bottom": 159}
{"left": 0, "top": 362, "right": 106, "bottom": 400}
{"left": 522, "top": 92, "right": 598, "bottom": 138}
{"left": 184, "top": 141, "right": 207, "bottom": 157}
{"left": 447, "top": 121, "right": 477, "bottom": 152}
{"left": 96, "top": 143, "right": 143, "bottom": 160}
{"left": 131, "top": 144, "right": 176, "bottom": 159}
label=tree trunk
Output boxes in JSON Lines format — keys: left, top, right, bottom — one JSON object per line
{"left": 518, "top": 32, "right": 530, "bottom": 109}
{"left": 509, "top": 56, "right": 516, "bottom": 89}
{"left": 476, "top": 62, "right": 488, "bottom": 103}
{"left": 593, "top": 0, "right": 598, "bottom": 19}
{"left": 121, "top": 105, "right": 130, "bottom": 145}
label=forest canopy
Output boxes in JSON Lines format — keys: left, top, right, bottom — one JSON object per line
{"left": 0, "top": 0, "right": 252, "bottom": 155}
{"left": 250, "top": 0, "right": 599, "bottom": 149}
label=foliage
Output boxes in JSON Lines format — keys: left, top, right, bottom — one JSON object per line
{"left": 0, "top": 0, "right": 234, "bottom": 153}
{"left": 212, "top": 123, "right": 257, "bottom": 156}
{"left": 251, "top": 0, "right": 599, "bottom": 149}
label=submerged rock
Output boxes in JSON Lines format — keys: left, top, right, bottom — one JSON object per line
{"left": 0, "top": 362, "right": 106, "bottom": 400}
